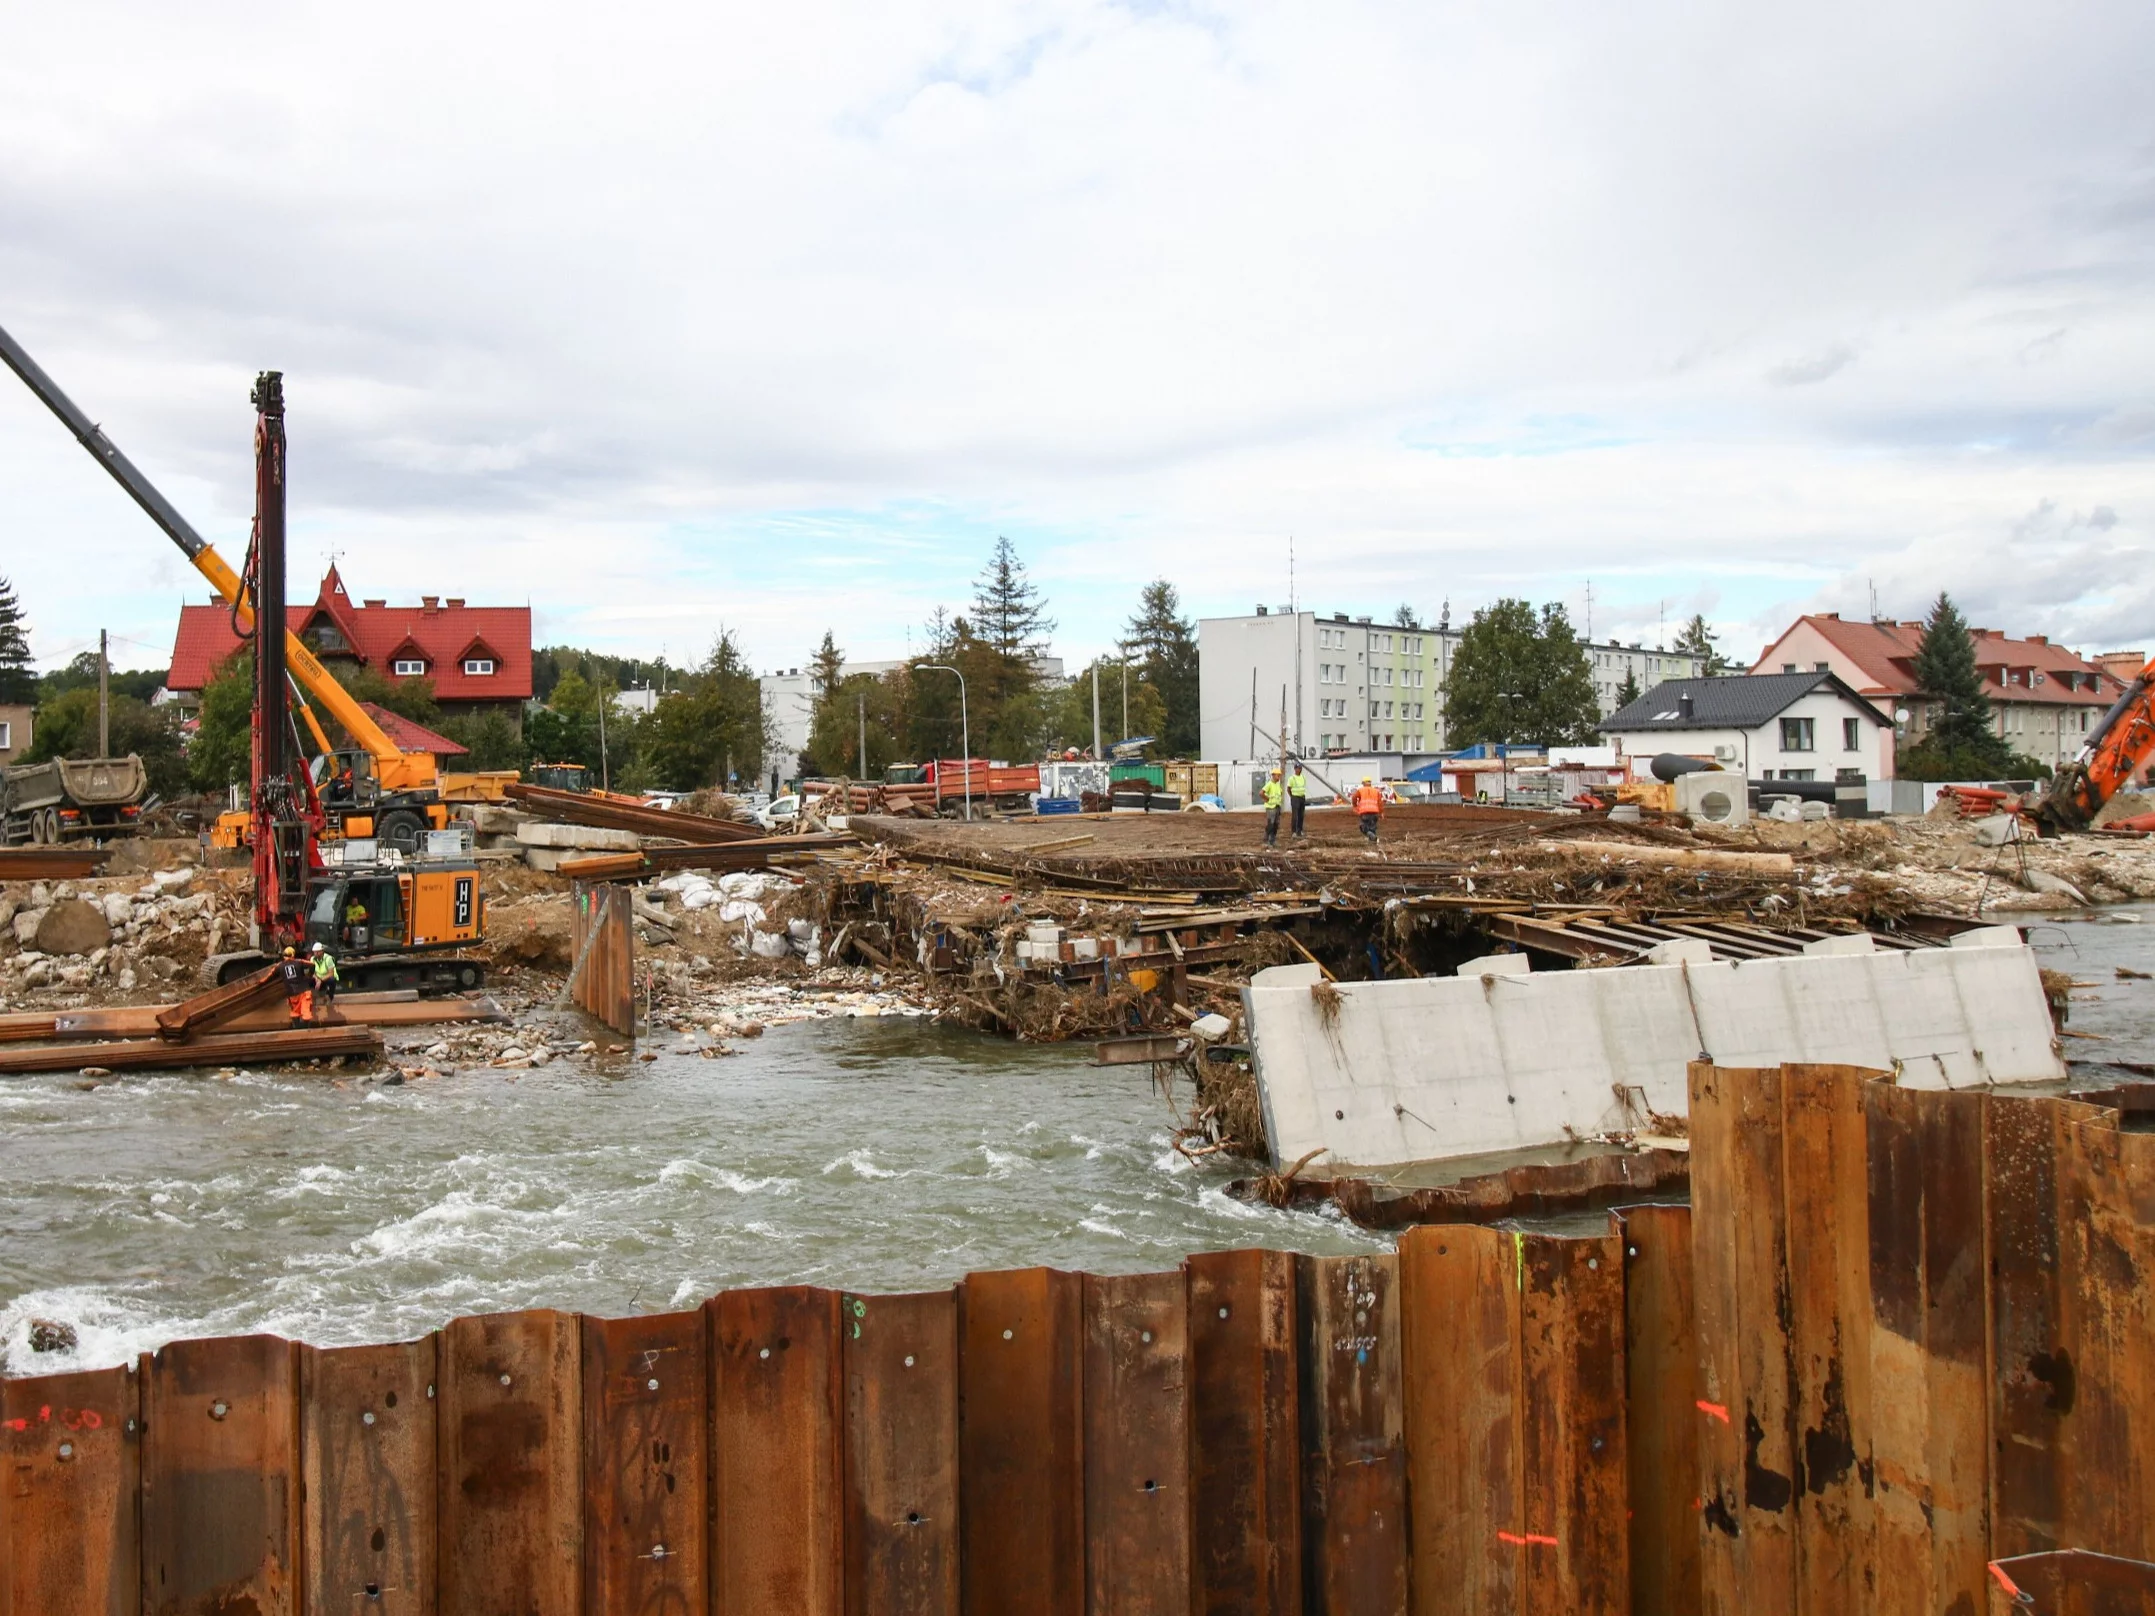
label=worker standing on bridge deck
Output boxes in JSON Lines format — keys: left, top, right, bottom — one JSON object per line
{"left": 1261, "top": 769, "right": 1284, "bottom": 847}
{"left": 1352, "top": 776, "right": 1385, "bottom": 847}
{"left": 1287, "top": 761, "right": 1308, "bottom": 838}
{"left": 278, "top": 946, "right": 313, "bottom": 1027}
{"left": 310, "top": 942, "right": 341, "bottom": 1021}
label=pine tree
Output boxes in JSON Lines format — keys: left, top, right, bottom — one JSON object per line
{"left": 1119, "top": 579, "right": 1199, "bottom": 755}
{"left": 0, "top": 576, "right": 35, "bottom": 704}
{"left": 1900, "top": 592, "right": 2013, "bottom": 778}
{"left": 809, "top": 631, "right": 846, "bottom": 701}
{"left": 1614, "top": 668, "right": 1642, "bottom": 709}
{"left": 969, "top": 538, "right": 1054, "bottom": 757}
{"left": 972, "top": 537, "right": 1054, "bottom": 661}
{"left": 1671, "top": 613, "right": 1730, "bottom": 676}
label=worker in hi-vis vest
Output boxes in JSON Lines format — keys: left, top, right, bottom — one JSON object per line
{"left": 1351, "top": 776, "right": 1385, "bottom": 846}
{"left": 1287, "top": 761, "right": 1309, "bottom": 838}
{"left": 1261, "top": 769, "right": 1284, "bottom": 848}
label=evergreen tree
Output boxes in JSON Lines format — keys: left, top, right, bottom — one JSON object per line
{"left": 643, "top": 631, "right": 769, "bottom": 790}
{"left": 1442, "top": 599, "right": 1602, "bottom": 746}
{"left": 969, "top": 538, "right": 1055, "bottom": 758}
{"left": 0, "top": 576, "right": 34, "bottom": 704}
{"left": 973, "top": 537, "right": 1054, "bottom": 661}
{"left": 1392, "top": 603, "right": 1424, "bottom": 630}
{"left": 1671, "top": 613, "right": 1731, "bottom": 676}
{"left": 1614, "top": 668, "right": 1642, "bottom": 709}
{"left": 1898, "top": 592, "right": 2014, "bottom": 779}
{"left": 1119, "top": 580, "right": 1199, "bottom": 755}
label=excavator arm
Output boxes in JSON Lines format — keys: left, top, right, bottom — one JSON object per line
{"left": 0, "top": 321, "right": 437, "bottom": 793}
{"left": 2033, "top": 657, "right": 2155, "bottom": 833}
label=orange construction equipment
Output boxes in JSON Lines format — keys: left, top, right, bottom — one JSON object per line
{"left": 2033, "top": 653, "right": 2155, "bottom": 833}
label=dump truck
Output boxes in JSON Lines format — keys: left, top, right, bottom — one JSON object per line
{"left": 1, "top": 755, "right": 148, "bottom": 845}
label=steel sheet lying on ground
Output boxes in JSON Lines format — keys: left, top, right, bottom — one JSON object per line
{"left": 0, "top": 1023, "right": 382, "bottom": 1074}
{"left": 505, "top": 782, "right": 764, "bottom": 843}
{"left": 0, "top": 993, "right": 504, "bottom": 1045}
{"left": 0, "top": 845, "right": 111, "bottom": 880}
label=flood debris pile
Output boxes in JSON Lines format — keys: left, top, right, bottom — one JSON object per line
{"left": 0, "top": 841, "right": 254, "bottom": 1002}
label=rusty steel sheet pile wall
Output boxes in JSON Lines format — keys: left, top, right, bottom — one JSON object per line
{"left": 567, "top": 880, "right": 636, "bottom": 1039}
{"left": 4, "top": 1068, "right": 2154, "bottom": 1616}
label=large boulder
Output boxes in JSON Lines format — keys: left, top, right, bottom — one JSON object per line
{"left": 35, "top": 899, "right": 112, "bottom": 957}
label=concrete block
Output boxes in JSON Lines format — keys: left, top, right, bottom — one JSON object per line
{"left": 522, "top": 847, "right": 584, "bottom": 872}
{"left": 465, "top": 805, "right": 531, "bottom": 834}
{"left": 1071, "top": 937, "right": 1100, "bottom": 961}
{"left": 1802, "top": 932, "right": 1876, "bottom": 956}
{"left": 1456, "top": 953, "right": 1530, "bottom": 979}
{"left": 1026, "top": 922, "right": 1063, "bottom": 944}
{"left": 514, "top": 821, "right": 642, "bottom": 851}
{"left": 1949, "top": 925, "right": 2024, "bottom": 949}
{"left": 1645, "top": 938, "right": 1716, "bottom": 966}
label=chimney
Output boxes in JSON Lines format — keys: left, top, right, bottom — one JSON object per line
{"left": 2027, "top": 634, "right": 2046, "bottom": 645}
{"left": 362, "top": 598, "right": 386, "bottom": 608}
{"left": 1823, "top": 611, "right": 1839, "bottom": 619}
{"left": 421, "top": 596, "right": 440, "bottom": 612}
{"left": 446, "top": 598, "right": 466, "bottom": 609}
{"left": 1677, "top": 692, "right": 1695, "bottom": 719}
{"left": 1255, "top": 605, "right": 1268, "bottom": 616}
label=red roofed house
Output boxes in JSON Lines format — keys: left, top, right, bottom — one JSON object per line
{"left": 1751, "top": 613, "right": 2127, "bottom": 777}
{"left": 166, "top": 566, "right": 533, "bottom": 734}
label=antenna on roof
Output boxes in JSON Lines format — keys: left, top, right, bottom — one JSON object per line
{"left": 1868, "top": 578, "right": 1879, "bottom": 622}
{"left": 1584, "top": 578, "right": 1594, "bottom": 640}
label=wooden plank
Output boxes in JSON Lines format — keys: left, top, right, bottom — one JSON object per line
{"left": 1185, "top": 1249, "right": 1300, "bottom": 1616}
{"left": 436, "top": 1309, "right": 581, "bottom": 1616}
{"left": 712, "top": 1286, "right": 844, "bottom": 1616}
{"left": 1, "top": 1364, "right": 140, "bottom": 1616}
{"left": 1399, "top": 1223, "right": 1521, "bottom": 1615}
{"left": 958, "top": 1267, "right": 1084, "bottom": 1616}
{"left": 140, "top": 1333, "right": 301, "bottom": 1616}
{"left": 1781, "top": 1063, "right": 1876, "bottom": 1615}
{"left": 1295, "top": 1251, "right": 1407, "bottom": 1615}
{"left": 300, "top": 1337, "right": 437, "bottom": 1616}
{"left": 2056, "top": 1114, "right": 2155, "bottom": 1563}
{"left": 841, "top": 1289, "right": 959, "bottom": 1616}
{"left": 1987, "top": 1095, "right": 2104, "bottom": 1559}
{"left": 1620, "top": 1204, "right": 1700, "bottom": 1616}
{"left": 582, "top": 1309, "right": 708, "bottom": 1615}
{"left": 1519, "top": 1233, "right": 1628, "bottom": 1616}
{"left": 1081, "top": 1271, "right": 1189, "bottom": 1616}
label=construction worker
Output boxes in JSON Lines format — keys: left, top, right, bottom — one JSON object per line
{"left": 278, "top": 945, "right": 313, "bottom": 1027}
{"left": 310, "top": 942, "right": 341, "bottom": 1020}
{"left": 1352, "top": 775, "right": 1385, "bottom": 847}
{"left": 1261, "top": 769, "right": 1284, "bottom": 847}
{"left": 344, "top": 896, "right": 369, "bottom": 950}
{"left": 1287, "top": 761, "right": 1309, "bottom": 838}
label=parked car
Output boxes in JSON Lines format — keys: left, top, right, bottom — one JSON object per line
{"left": 754, "top": 794, "right": 801, "bottom": 831}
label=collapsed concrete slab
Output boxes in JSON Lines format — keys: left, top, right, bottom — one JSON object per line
{"left": 515, "top": 822, "right": 643, "bottom": 851}
{"left": 1243, "top": 934, "right": 2063, "bottom": 1171}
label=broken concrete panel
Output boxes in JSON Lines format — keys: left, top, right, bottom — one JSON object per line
{"left": 514, "top": 822, "right": 643, "bottom": 852}
{"left": 1645, "top": 938, "right": 1714, "bottom": 966}
{"left": 1455, "top": 954, "right": 1530, "bottom": 978}
{"left": 522, "top": 847, "right": 579, "bottom": 873}
{"left": 1245, "top": 943, "right": 2062, "bottom": 1171}
{"left": 1800, "top": 932, "right": 1875, "bottom": 955}
{"left": 1949, "top": 925, "right": 2023, "bottom": 949}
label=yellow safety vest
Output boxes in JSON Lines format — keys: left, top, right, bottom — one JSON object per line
{"left": 1262, "top": 779, "right": 1284, "bottom": 809}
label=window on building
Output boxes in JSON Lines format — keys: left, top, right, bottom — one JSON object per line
{"left": 1782, "top": 663, "right": 1796, "bottom": 673}
{"left": 1780, "top": 769, "right": 1816, "bottom": 781}
{"left": 1842, "top": 717, "right": 1860, "bottom": 750}
{"left": 0, "top": 720, "right": 10, "bottom": 750}
{"left": 393, "top": 658, "right": 426, "bottom": 677}
{"left": 1816, "top": 661, "right": 1830, "bottom": 672}
{"left": 463, "top": 658, "right": 496, "bottom": 676}
{"left": 1780, "top": 717, "right": 1815, "bottom": 752}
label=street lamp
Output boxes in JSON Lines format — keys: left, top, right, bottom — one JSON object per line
{"left": 914, "top": 663, "right": 971, "bottom": 821}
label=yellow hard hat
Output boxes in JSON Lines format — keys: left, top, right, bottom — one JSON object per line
{"left": 1362, "top": 776, "right": 1373, "bottom": 784}
{"left": 1270, "top": 768, "right": 1280, "bottom": 776}
{"left": 282, "top": 946, "right": 296, "bottom": 957}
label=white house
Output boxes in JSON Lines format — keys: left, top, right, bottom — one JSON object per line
{"left": 1599, "top": 672, "right": 1891, "bottom": 782}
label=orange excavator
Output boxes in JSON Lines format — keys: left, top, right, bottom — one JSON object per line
{"left": 2030, "top": 656, "right": 2155, "bottom": 834}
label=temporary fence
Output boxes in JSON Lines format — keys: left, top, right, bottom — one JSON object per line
{"left": 563, "top": 881, "right": 636, "bottom": 1038}
{"left": 2, "top": 1064, "right": 2152, "bottom": 1614}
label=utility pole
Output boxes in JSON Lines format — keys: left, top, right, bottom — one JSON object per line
{"left": 1092, "top": 663, "right": 1102, "bottom": 759}
{"left": 1121, "top": 660, "right": 1129, "bottom": 742}
{"left": 596, "top": 684, "right": 610, "bottom": 792}
{"left": 97, "top": 628, "right": 109, "bottom": 756}
{"left": 857, "top": 689, "right": 867, "bottom": 777}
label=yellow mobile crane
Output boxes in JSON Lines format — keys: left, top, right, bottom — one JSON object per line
{"left": 0, "top": 322, "right": 511, "bottom": 855}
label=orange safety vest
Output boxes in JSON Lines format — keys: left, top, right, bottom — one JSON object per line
{"left": 1352, "top": 784, "right": 1384, "bottom": 814}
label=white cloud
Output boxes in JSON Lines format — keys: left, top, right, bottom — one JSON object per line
{"left": 1, "top": 0, "right": 2151, "bottom": 677}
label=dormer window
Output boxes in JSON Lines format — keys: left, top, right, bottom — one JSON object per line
{"left": 464, "top": 658, "right": 496, "bottom": 676}
{"left": 393, "top": 658, "right": 427, "bottom": 677}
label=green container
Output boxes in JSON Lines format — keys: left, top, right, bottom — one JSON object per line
{"left": 1110, "top": 763, "right": 1166, "bottom": 788}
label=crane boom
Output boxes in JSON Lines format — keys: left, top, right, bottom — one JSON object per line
{"left": 0, "top": 320, "right": 436, "bottom": 792}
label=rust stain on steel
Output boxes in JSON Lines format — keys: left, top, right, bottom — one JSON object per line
{"left": 2, "top": 1363, "right": 140, "bottom": 1616}
{"left": 153, "top": 965, "right": 283, "bottom": 1041}
{"left": 1239, "top": 1146, "right": 1690, "bottom": 1230}
{"left": 568, "top": 882, "right": 637, "bottom": 1040}
{"left": 1185, "top": 1249, "right": 1300, "bottom": 1616}
{"left": 1080, "top": 1271, "right": 1189, "bottom": 1616}
{"left": 711, "top": 1286, "right": 844, "bottom": 1615}
{"left": 0, "top": 1024, "right": 382, "bottom": 1075}
{"left": 1782, "top": 1064, "right": 1878, "bottom": 1614}
{"left": 1867, "top": 1085, "right": 1992, "bottom": 1616}
{"left": 436, "top": 1310, "right": 581, "bottom": 1616}
{"left": 300, "top": 1337, "right": 437, "bottom": 1616}
{"left": 2057, "top": 1113, "right": 2155, "bottom": 1563}
{"left": 841, "top": 1289, "right": 959, "bottom": 1616}
{"left": 1985, "top": 1547, "right": 2155, "bottom": 1613}
{"left": 1520, "top": 1233, "right": 1628, "bottom": 1616}
{"left": 1399, "top": 1224, "right": 1521, "bottom": 1616}
{"left": 140, "top": 1332, "right": 300, "bottom": 1616}
{"left": 958, "top": 1267, "right": 1083, "bottom": 1616}
{"left": 581, "top": 1309, "right": 707, "bottom": 1616}
{"left": 1619, "top": 1204, "right": 1701, "bottom": 1616}
{"left": 1294, "top": 1251, "right": 1407, "bottom": 1616}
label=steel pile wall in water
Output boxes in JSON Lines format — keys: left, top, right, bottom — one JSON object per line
{"left": 2, "top": 1065, "right": 2153, "bottom": 1614}
{"left": 567, "top": 880, "right": 636, "bottom": 1039}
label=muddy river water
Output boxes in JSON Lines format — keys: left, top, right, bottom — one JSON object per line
{"left": 3, "top": 908, "right": 2150, "bottom": 1373}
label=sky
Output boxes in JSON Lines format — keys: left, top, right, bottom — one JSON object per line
{"left": 3, "top": 0, "right": 2153, "bottom": 683}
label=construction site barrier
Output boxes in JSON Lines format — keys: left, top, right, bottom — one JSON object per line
{"left": 2, "top": 1064, "right": 2152, "bottom": 1614}
{"left": 564, "top": 881, "right": 636, "bottom": 1039}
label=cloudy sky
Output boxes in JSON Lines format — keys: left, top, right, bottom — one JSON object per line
{"left": 4, "top": 0, "right": 2153, "bottom": 683}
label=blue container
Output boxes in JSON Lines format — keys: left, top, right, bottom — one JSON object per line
{"left": 1036, "top": 797, "right": 1082, "bottom": 815}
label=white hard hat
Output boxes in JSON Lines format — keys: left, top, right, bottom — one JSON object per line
{"left": 310, "top": 942, "right": 325, "bottom": 953}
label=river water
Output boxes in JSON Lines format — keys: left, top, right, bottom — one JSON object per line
{"left": 5, "top": 909, "right": 2151, "bottom": 1374}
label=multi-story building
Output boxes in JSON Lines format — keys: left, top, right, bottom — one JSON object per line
{"left": 1198, "top": 607, "right": 1458, "bottom": 759}
{"left": 762, "top": 654, "right": 1065, "bottom": 768}
{"left": 1585, "top": 642, "right": 1709, "bottom": 715}
{"left": 0, "top": 703, "right": 29, "bottom": 765}
{"left": 1751, "top": 614, "right": 2129, "bottom": 775}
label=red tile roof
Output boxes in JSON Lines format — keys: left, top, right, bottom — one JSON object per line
{"left": 1754, "top": 614, "right": 2125, "bottom": 708}
{"left": 357, "top": 702, "right": 468, "bottom": 757}
{"left": 167, "top": 569, "right": 532, "bottom": 702}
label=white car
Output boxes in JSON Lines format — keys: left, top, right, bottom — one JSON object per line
{"left": 755, "top": 794, "right": 801, "bottom": 831}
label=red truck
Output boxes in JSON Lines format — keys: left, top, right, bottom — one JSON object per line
{"left": 920, "top": 758, "right": 1040, "bottom": 814}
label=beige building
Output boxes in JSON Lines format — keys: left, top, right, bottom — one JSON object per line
{"left": 0, "top": 703, "right": 30, "bottom": 766}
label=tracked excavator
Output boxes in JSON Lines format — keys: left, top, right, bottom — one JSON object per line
{"left": 0, "top": 323, "right": 498, "bottom": 858}
{"left": 2028, "top": 656, "right": 2155, "bottom": 834}
{"left": 0, "top": 324, "right": 487, "bottom": 990}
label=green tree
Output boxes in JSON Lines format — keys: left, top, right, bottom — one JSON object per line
{"left": 808, "top": 671, "right": 905, "bottom": 776}
{"left": 643, "top": 631, "right": 768, "bottom": 790}
{"left": 1392, "top": 603, "right": 1424, "bottom": 630}
{"left": 1442, "top": 599, "right": 1600, "bottom": 746}
{"left": 1119, "top": 580, "right": 1199, "bottom": 755}
{"left": 1897, "top": 592, "right": 2014, "bottom": 780}
{"left": 1052, "top": 658, "right": 1166, "bottom": 754}
{"left": 187, "top": 651, "right": 254, "bottom": 792}
{"left": 336, "top": 664, "right": 439, "bottom": 725}
{"left": 436, "top": 710, "right": 525, "bottom": 771}
{"left": 799, "top": 630, "right": 855, "bottom": 774}
{"left": 1672, "top": 613, "right": 1732, "bottom": 676}
{"left": 1614, "top": 667, "right": 1642, "bottom": 709}
{"left": 37, "top": 650, "right": 166, "bottom": 706}
{"left": 25, "top": 686, "right": 187, "bottom": 799}
{"left": 970, "top": 537, "right": 1054, "bottom": 757}
{"left": 0, "top": 577, "right": 34, "bottom": 704}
